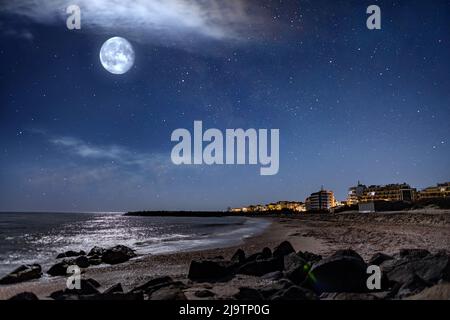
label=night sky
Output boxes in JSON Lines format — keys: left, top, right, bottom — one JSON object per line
{"left": 0, "top": 0, "right": 449, "bottom": 212}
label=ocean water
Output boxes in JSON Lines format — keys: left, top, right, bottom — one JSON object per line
{"left": 0, "top": 212, "right": 270, "bottom": 277}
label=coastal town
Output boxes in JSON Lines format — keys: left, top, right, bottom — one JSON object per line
{"left": 230, "top": 182, "right": 450, "bottom": 213}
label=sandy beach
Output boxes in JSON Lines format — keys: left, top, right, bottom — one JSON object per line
{"left": 1, "top": 210, "right": 449, "bottom": 300}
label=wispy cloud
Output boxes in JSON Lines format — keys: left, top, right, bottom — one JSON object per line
{"left": 1, "top": 0, "right": 267, "bottom": 44}
{"left": 50, "top": 135, "right": 170, "bottom": 173}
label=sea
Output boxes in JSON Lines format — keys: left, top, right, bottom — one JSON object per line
{"left": 0, "top": 212, "right": 270, "bottom": 277}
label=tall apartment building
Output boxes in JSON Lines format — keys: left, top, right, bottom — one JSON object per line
{"left": 347, "top": 181, "right": 367, "bottom": 205}
{"left": 359, "top": 183, "right": 416, "bottom": 202}
{"left": 418, "top": 182, "right": 450, "bottom": 199}
{"left": 305, "top": 188, "right": 336, "bottom": 211}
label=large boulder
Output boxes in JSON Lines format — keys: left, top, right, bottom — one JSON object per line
{"left": 56, "top": 250, "right": 86, "bottom": 259}
{"left": 231, "top": 249, "right": 246, "bottom": 264}
{"left": 273, "top": 241, "right": 295, "bottom": 258}
{"left": 101, "top": 245, "right": 136, "bottom": 265}
{"left": 237, "top": 257, "right": 284, "bottom": 277}
{"left": 383, "top": 252, "right": 450, "bottom": 285}
{"left": 88, "top": 246, "right": 106, "bottom": 257}
{"left": 47, "top": 261, "right": 71, "bottom": 276}
{"left": 188, "top": 260, "right": 232, "bottom": 281}
{"left": 50, "top": 279, "right": 100, "bottom": 300}
{"left": 307, "top": 253, "right": 368, "bottom": 294}
{"left": 0, "top": 264, "right": 42, "bottom": 284}
{"left": 284, "top": 253, "right": 309, "bottom": 284}
{"left": 8, "top": 292, "right": 39, "bottom": 300}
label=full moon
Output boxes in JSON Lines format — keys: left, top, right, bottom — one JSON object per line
{"left": 99, "top": 37, "right": 135, "bottom": 74}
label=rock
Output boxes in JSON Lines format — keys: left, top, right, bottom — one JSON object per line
{"left": 150, "top": 286, "right": 187, "bottom": 300}
{"left": 259, "top": 279, "right": 294, "bottom": 299}
{"left": 50, "top": 279, "right": 100, "bottom": 300}
{"left": 47, "top": 261, "right": 71, "bottom": 276}
{"left": 88, "top": 246, "right": 106, "bottom": 256}
{"left": 261, "top": 271, "right": 284, "bottom": 281}
{"left": 133, "top": 276, "right": 174, "bottom": 292}
{"left": 86, "top": 278, "right": 101, "bottom": 288}
{"left": 399, "top": 249, "right": 430, "bottom": 259}
{"left": 261, "top": 247, "right": 272, "bottom": 259}
{"left": 195, "top": 290, "right": 215, "bottom": 298}
{"left": 307, "top": 254, "right": 368, "bottom": 293}
{"left": 188, "top": 260, "right": 232, "bottom": 281}
{"left": 284, "top": 253, "right": 309, "bottom": 284}
{"left": 384, "top": 252, "right": 450, "bottom": 285}
{"left": 8, "top": 292, "right": 39, "bottom": 300}
{"left": 88, "top": 256, "right": 102, "bottom": 265}
{"left": 101, "top": 245, "right": 136, "bottom": 265}
{"left": 271, "top": 285, "right": 317, "bottom": 300}
{"left": 369, "top": 253, "right": 394, "bottom": 266}
{"left": 237, "top": 257, "right": 284, "bottom": 277}
{"left": 298, "top": 251, "right": 322, "bottom": 264}
{"left": 396, "top": 274, "right": 432, "bottom": 298}
{"left": 332, "top": 249, "right": 365, "bottom": 263}
{"left": 75, "top": 256, "right": 90, "bottom": 268}
{"left": 0, "top": 264, "right": 42, "bottom": 284}
{"left": 273, "top": 241, "right": 295, "bottom": 258}
{"left": 231, "top": 249, "right": 246, "bottom": 264}
{"left": 234, "top": 287, "right": 264, "bottom": 300}
{"left": 103, "top": 283, "right": 123, "bottom": 295}
{"left": 56, "top": 250, "right": 86, "bottom": 259}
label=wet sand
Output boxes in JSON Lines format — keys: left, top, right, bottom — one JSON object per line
{"left": 0, "top": 210, "right": 449, "bottom": 299}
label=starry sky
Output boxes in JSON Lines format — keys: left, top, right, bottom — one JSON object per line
{"left": 0, "top": 0, "right": 449, "bottom": 212}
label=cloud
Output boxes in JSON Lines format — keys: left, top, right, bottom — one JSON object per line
{"left": 1, "top": 0, "right": 267, "bottom": 44}
{"left": 50, "top": 135, "right": 170, "bottom": 173}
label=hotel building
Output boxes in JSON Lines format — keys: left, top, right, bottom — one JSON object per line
{"left": 305, "top": 188, "right": 336, "bottom": 211}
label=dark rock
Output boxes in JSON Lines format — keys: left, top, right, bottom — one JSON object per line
{"left": 47, "top": 261, "right": 71, "bottom": 276}
{"left": 101, "top": 245, "right": 136, "bottom": 265}
{"left": 103, "top": 283, "right": 123, "bottom": 295}
{"left": 50, "top": 279, "right": 100, "bottom": 300}
{"left": 284, "top": 253, "right": 309, "bottom": 284}
{"left": 261, "top": 271, "right": 284, "bottom": 281}
{"left": 88, "top": 256, "right": 102, "bottom": 265}
{"left": 56, "top": 250, "right": 86, "bottom": 259}
{"left": 261, "top": 247, "right": 272, "bottom": 259}
{"left": 75, "top": 256, "right": 90, "bottom": 268}
{"left": 231, "top": 249, "right": 246, "bottom": 264}
{"left": 271, "top": 285, "right": 317, "bottom": 300}
{"left": 307, "top": 254, "right": 368, "bottom": 293}
{"left": 298, "top": 251, "right": 322, "bottom": 263}
{"left": 259, "top": 279, "right": 293, "bottom": 299}
{"left": 86, "top": 278, "right": 101, "bottom": 288}
{"left": 396, "top": 274, "right": 432, "bottom": 298}
{"left": 8, "top": 292, "right": 39, "bottom": 300}
{"left": 369, "top": 253, "right": 394, "bottom": 266}
{"left": 188, "top": 260, "right": 232, "bottom": 281}
{"left": 195, "top": 290, "right": 215, "bottom": 298}
{"left": 273, "top": 241, "right": 295, "bottom": 258}
{"left": 385, "top": 253, "right": 450, "bottom": 285}
{"left": 88, "top": 246, "right": 106, "bottom": 257}
{"left": 132, "top": 276, "right": 186, "bottom": 295}
{"left": 150, "top": 286, "right": 187, "bottom": 300}
{"left": 237, "top": 257, "right": 284, "bottom": 277}
{"left": 234, "top": 287, "right": 264, "bottom": 300}
{"left": 399, "top": 249, "right": 431, "bottom": 259}
{"left": 0, "top": 264, "right": 42, "bottom": 284}
{"left": 332, "top": 249, "right": 365, "bottom": 263}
